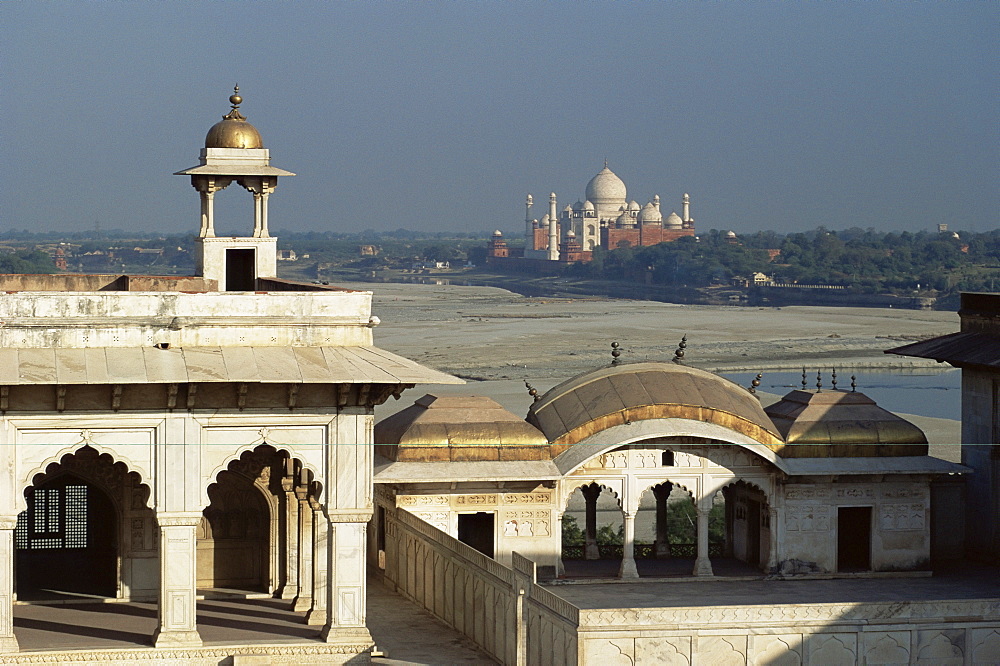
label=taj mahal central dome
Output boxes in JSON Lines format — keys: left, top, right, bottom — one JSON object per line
{"left": 585, "top": 163, "right": 627, "bottom": 204}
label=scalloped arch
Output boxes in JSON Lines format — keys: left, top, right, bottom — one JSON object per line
{"left": 561, "top": 480, "right": 623, "bottom": 511}
{"left": 18, "top": 444, "right": 152, "bottom": 514}
{"left": 202, "top": 443, "right": 324, "bottom": 511}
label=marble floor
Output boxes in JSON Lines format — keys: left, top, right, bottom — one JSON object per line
{"left": 10, "top": 578, "right": 495, "bottom": 664}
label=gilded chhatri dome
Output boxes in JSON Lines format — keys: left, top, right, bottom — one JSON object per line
{"left": 204, "top": 85, "right": 264, "bottom": 149}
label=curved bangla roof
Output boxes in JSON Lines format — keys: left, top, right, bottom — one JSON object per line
{"left": 375, "top": 394, "right": 551, "bottom": 462}
{"left": 526, "top": 361, "right": 784, "bottom": 451}
{"left": 764, "top": 389, "right": 928, "bottom": 458}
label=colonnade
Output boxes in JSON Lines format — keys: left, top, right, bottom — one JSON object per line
{"left": 560, "top": 475, "right": 778, "bottom": 579}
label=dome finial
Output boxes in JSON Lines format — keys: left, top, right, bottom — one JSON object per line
{"left": 229, "top": 84, "right": 242, "bottom": 110}
{"left": 604, "top": 157, "right": 609, "bottom": 169}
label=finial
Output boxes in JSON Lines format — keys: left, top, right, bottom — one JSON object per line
{"left": 831, "top": 368, "right": 838, "bottom": 390}
{"left": 801, "top": 367, "right": 807, "bottom": 390}
{"left": 223, "top": 84, "right": 246, "bottom": 121}
{"left": 851, "top": 374, "right": 857, "bottom": 392}
{"left": 604, "top": 157, "right": 608, "bottom": 169}
{"left": 673, "top": 335, "right": 687, "bottom": 363}
{"left": 816, "top": 370, "right": 822, "bottom": 392}
{"left": 611, "top": 341, "right": 621, "bottom": 366}
{"left": 749, "top": 372, "right": 762, "bottom": 395}
{"left": 525, "top": 380, "right": 540, "bottom": 403}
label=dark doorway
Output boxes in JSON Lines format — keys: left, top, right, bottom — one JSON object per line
{"left": 837, "top": 506, "right": 872, "bottom": 571}
{"left": 746, "top": 499, "right": 761, "bottom": 567}
{"left": 225, "top": 248, "right": 256, "bottom": 291}
{"left": 200, "top": 471, "right": 270, "bottom": 592}
{"left": 457, "top": 512, "right": 494, "bottom": 559}
{"left": 15, "top": 476, "right": 118, "bottom": 598}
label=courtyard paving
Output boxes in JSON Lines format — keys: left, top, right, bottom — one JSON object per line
{"left": 11, "top": 577, "right": 495, "bottom": 664}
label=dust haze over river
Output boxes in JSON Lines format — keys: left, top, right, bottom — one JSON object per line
{"left": 350, "top": 282, "right": 962, "bottom": 461}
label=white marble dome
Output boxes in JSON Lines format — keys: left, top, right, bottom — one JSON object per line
{"left": 585, "top": 165, "right": 627, "bottom": 204}
{"left": 665, "top": 211, "right": 683, "bottom": 228}
{"left": 638, "top": 202, "right": 662, "bottom": 224}
{"left": 583, "top": 200, "right": 595, "bottom": 211}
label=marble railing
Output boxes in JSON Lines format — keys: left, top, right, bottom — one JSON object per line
{"left": 385, "top": 508, "right": 581, "bottom": 666}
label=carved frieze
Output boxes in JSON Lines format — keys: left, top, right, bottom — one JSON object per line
{"left": 397, "top": 495, "right": 449, "bottom": 507}
{"left": 785, "top": 487, "right": 830, "bottom": 500}
{"left": 785, "top": 504, "right": 831, "bottom": 532}
{"left": 879, "top": 503, "right": 926, "bottom": 531}
{"left": 501, "top": 510, "right": 551, "bottom": 537}
{"left": 454, "top": 494, "right": 498, "bottom": 506}
{"left": 501, "top": 493, "right": 551, "bottom": 505}
{"left": 836, "top": 487, "right": 875, "bottom": 499}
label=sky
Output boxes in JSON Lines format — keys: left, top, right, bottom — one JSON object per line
{"left": 3, "top": 3, "right": 997, "bottom": 237}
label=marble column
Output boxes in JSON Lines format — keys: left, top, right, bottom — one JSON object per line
{"left": 321, "top": 520, "right": 371, "bottom": 645}
{"left": 292, "top": 490, "right": 314, "bottom": 612}
{"left": 0, "top": 518, "right": 18, "bottom": 653}
{"left": 279, "top": 472, "right": 299, "bottom": 600}
{"left": 619, "top": 512, "right": 639, "bottom": 579}
{"left": 259, "top": 190, "right": 271, "bottom": 238}
{"left": 554, "top": 513, "right": 566, "bottom": 577}
{"left": 153, "top": 513, "right": 203, "bottom": 648}
{"left": 252, "top": 191, "right": 263, "bottom": 238}
{"left": 653, "top": 483, "right": 672, "bottom": 558}
{"left": 766, "top": 507, "right": 779, "bottom": 572}
{"left": 199, "top": 189, "right": 216, "bottom": 238}
{"left": 306, "top": 503, "right": 328, "bottom": 626}
{"left": 693, "top": 506, "right": 714, "bottom": 577}
{"left": 581, "top": 484, "right": 601, "bottom": 560}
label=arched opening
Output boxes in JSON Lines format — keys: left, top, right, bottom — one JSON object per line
{"left": 199, "top": 445, "right": 284, "bottom": 594}
{"left": 633, "top": 482, "right": 699, "bottom": 577}
{"left": 14, "top": 446, "right": 150, "bottom": 601}
{"left": 713, "top": 480, "right": 771, "bottom": 573}
{"left": 560, "top": 482, "right": 622, "bottom": 578}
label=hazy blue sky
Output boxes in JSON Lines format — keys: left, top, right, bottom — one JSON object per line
{"left": 3, "top": 2, "right": 997, "bottom": 236}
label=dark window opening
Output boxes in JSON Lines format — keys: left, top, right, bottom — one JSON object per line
{"left": 662, "top": 451, "right": 674, "bottom": 466}
{"left": 226, "top": 248, "right": 256, "bottom": 291}
{"left": 837, "top": 506, "right": 872, "bottom": 572}
{"left": 457, "top": 512, "right": 494, "bottom": 559}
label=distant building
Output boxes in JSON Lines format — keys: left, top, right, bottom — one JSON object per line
{"left": 521, "top": 163, "right": 695, "bottom": 263}
{"left": 276, "top": 249, "right": 298, "bottom": 261}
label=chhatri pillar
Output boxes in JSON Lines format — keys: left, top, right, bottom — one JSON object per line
{"left": 581, "top": 483, "right": 602, "bottom": 560}
{"left": 653, "top": 483, "right": 672, "bottom": 559}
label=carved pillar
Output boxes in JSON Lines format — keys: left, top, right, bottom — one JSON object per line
{"left": 321, "top": 518, "right": 371, "bottom": 644}
{"left": 723, "top": 487, "right": 735, "bottom": 558}
{"left": 280, "top": 468, "right": 299, "bottom": 600}
{"left": 619, "top": 512, "right": 638, "bottom": 579}
{"left": 581, "top": 484, "right": 601, "bottom": 560}
{"left": 307, "top": 502, "right": 328, "bottom": 626}
{"left": 292, "top": 486, "right": 314, "bottom": 612}
{"left": 554, "top": 512, "right": 566, "bottom": 577}
{"left": 693, "top": 506, "right": 714, "bottom": 576}
{"left": 653, "top": 483, "right": 672, "bottom": 558}
{"left": 252, "top": 190, "right": 263, "bottom": 238}
{"left": 198, "top": 190, "right": 215, "bottom": 237}
{"left": 766, "top": 507, "right": 779, "bottom": 572}
{"left": 259, "top": 188, "right": 271, "bottom": 238}
{"left": 153, "top": 513, "right": 203, "bottom": 647}
{"left": 0, "top": 518, "right": 18, "bottom": 653}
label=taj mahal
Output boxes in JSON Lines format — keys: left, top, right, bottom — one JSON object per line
{"left": 518, "top": 163, "right": 695, "bottom": 264}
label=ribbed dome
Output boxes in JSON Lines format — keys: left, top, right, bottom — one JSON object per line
{"left": 638, "top": 202, "right": 663, "bottom": 224}
{"left": 205, "top": 87, "right": 264, "bottom": 149}
{"left": 585, "top": 165, "right": 627, "bottom": 204}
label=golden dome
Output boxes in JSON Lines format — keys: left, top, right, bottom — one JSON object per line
{"left": 204, "top": 85, "right": 264, "bottom": 149}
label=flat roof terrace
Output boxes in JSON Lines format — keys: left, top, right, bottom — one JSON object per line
{"left": 546, "top": 562, "right": 1000, "bottom": 609}
{"left": 0, "top": 273, "right": 351, "bottom": 293}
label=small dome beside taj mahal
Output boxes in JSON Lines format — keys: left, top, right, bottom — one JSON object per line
{"left": 205, "top": 85, "right": 265, "bottom": 149}
{"left": 585, "top": 163, "right": 627, "bottom": 204}
{"left": 637, "top": 202, "right": 662, "bottom": 224}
